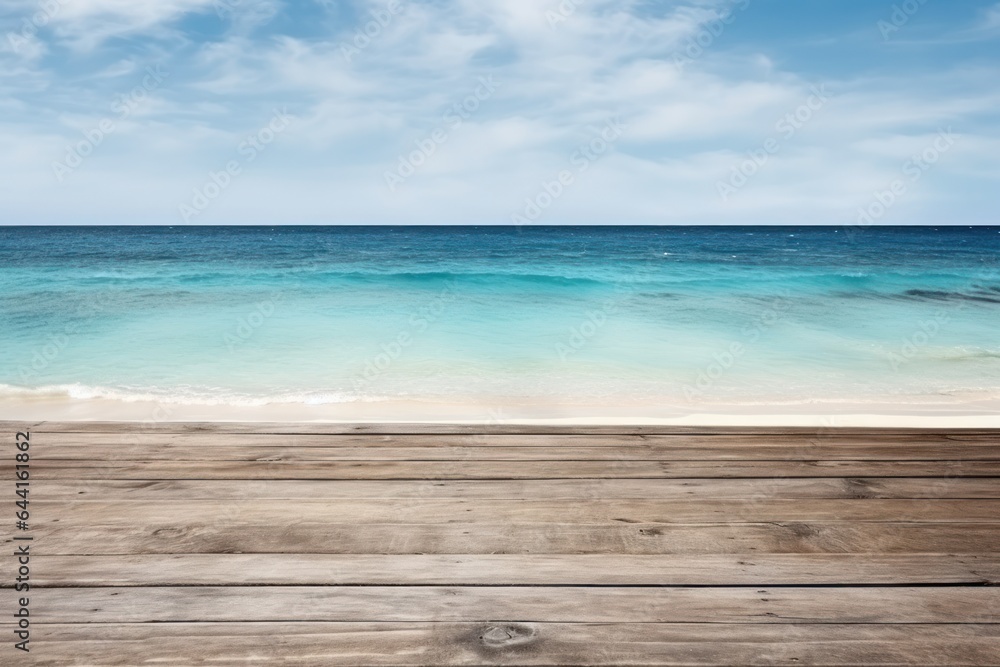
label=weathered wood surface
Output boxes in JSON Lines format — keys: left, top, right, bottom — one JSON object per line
{"left": 4, "top": 422, "right": 998, "bottom": 666}
{"left": 19, "top": 623, "right": 1000, "bottom": 667}
{"left": 9, "top": 586, "right": 1000, "bottom": 624}
{"left": 31, "top": 554, "right": 1000, "bottom": 586}
{"left": 29, "top": 442, "right": 1000, "bottom": 460}
{"left": 15, "top": 459, "right": 1000, "bottom": 479}
{"left": 25, "top": 498, "right": 1000, "bottom": 524}
{"left": 29, "top": 477, "right": 1000, "bottom": 499}
{"left": 23, "top": 521, "right": 1000, "bottom": 555}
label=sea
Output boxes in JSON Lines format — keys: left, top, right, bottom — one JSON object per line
{"left": 1, "top": 225, "right": 998, "bottom": 415}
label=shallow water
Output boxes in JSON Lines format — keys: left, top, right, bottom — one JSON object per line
{"left": 1, "top": 225, "right": 998, "bottom": 410}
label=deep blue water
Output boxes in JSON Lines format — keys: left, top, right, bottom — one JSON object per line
{"left": 1, "top": 226, "right": 998, "bottom": 409}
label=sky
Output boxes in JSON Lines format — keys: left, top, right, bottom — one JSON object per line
{"left": 1, "top": 0, "right": 998, "bottom": 225}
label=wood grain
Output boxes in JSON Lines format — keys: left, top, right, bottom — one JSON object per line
{"left": 32, "top": 477, "right": 1000, "bottom": 500}
{"left": 13, "top": 586, "right": 1000, "bottom": 623}
{"left": 18, "top": 521, "right": 1000, "bottom": 555}
{"left": 32, "top": 553, "right": 1000, "bottom": 586}
{"left": 17, "top": 623, "right": 1000, "bottom": 667}
{"left": 14, "top": 459, "right": 1000, "bottom": 478}
{"left": 29, "top": 498, "right": 1000, "bottom": 524}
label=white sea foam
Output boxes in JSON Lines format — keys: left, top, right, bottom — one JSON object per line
{"left": 0, "top": 383, "right": 387, "bottom": 406}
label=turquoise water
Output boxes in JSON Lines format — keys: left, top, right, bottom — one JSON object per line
{"left": 1, "top": 226, "right": 998, "bottom": 409}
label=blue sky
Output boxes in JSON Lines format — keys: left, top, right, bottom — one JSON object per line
{"left": 1, "top": 0, "right": 997, "bottom": 224}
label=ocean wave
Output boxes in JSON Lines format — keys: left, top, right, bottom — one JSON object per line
{"left": 830, "top": 284, "right": 1000, "bottom": 304}
{"left": 318, "top": 270, "right": 614, "bottom": 288}
{"left": 56, "top": 269, "right": 622, "bottom": 289}
{"left": 15, "top": 265, "right": 999, "bottom": 295}
{"left": 902, "top": 288, "right": 1000, "bottom": 304}
{"left": 918, "top": 348, "right": 1000, "bottom": 362}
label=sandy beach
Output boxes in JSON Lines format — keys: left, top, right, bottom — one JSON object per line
{"left": 4, "top": 394, "right": 1000, "bottom": 427}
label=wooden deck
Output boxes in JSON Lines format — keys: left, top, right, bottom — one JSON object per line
{"left": 4, "top": 421, "right": 999, "bottom": 666}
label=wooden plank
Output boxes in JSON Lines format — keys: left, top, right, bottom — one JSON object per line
{"left": 16, "top": 623, "right": 1000, "bottom": 667}
{"left": 15, "top": 459, "right": 1000, "bottom": 478}
{"left": 30, "top": 442, "right": 1000, "bottom": 461}
{"left": 31, "top": 554, "right": 1000, "bottom": 586}
{"left": 21, "top": 623, "right": 1000, "bottom": 667}
{"left": 12, "top": 421, "right": 1000, "bottom": 435}
{"left": 30, "top": 498, "right": 1000, "bottom": 524}
{"left": 18, "top": 521, "right": 1000, "bottom": 555}
{"left": 26, "top": 430, "right": 1000, "bottom": 448}
{"left": 33, "top": 477, "right": 1000, "bottom": 500}
{"left": 14, "top": 586, "right": 1000, "bottom": 623}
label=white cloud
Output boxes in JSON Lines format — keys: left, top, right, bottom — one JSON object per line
{"left": 44, "top": 0, "right": 216, "bottom": 50}
{"left": 0, "top": 0, "right": 996, "bottom": 225}
{"left": 981, "top": 2, "right": 1000, "bottom": 31}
